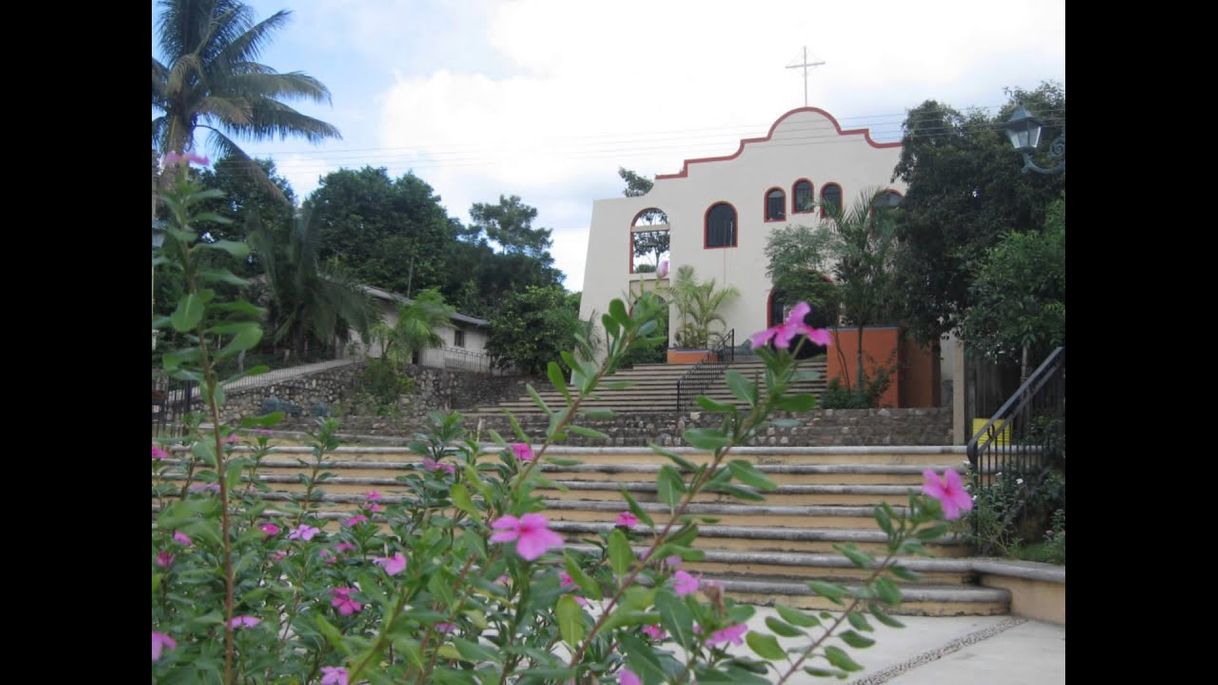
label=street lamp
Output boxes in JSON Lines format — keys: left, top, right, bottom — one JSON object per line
{"left": 1005, "top": 105, "right": 1064, "bottom": 175}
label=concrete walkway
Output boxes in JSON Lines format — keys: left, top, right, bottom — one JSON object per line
{"left": 725, "top": 608, "right": 1064, "bottom": 684}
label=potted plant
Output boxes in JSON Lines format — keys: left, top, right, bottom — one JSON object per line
{"left": 664, "top": 265, "right": 739, "bottom": 363}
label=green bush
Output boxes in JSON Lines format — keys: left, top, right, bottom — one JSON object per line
{"left": 353, "top": 358, "right": 415, "bottom": 415}
{"left": 957, "top": 464, "right": 1065, "bottom": 563}
{"left": 820, "top": 365, "right": 892, "bottom": 409}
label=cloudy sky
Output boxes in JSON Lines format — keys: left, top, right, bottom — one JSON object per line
{"left": 151, "top": 0, "right": 1065, "bottom": 291}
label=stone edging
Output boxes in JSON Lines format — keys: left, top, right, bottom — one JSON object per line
{"left": 845, "top": 616, "right": 1029, "bottom": 685}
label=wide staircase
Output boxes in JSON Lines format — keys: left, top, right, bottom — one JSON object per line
{"left": 467, "top": 358, "right": 828, "bottom": 417}
{"left": 154, "top": 442, "right": 1009, "bottom": 616}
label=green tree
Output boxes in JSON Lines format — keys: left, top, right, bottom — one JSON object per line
{"left": 151, "top": 0, "right": 341, "bottom": 197}
{"left": 665, "top": 266, "right": 739, "bottom": 349}
{"left": 891, "top": 82, "right": 1064, "bottom": 344}
{"left": 618, "top": 167, "right": 654, "bottom": 197}
{"left": 632, "top": 230, "right": 670, "bottom": 271}
{"left": 248, "top": 208, "right": 375, "bottom": 360}
{"left": 470, "top": 195, "right": 554, "bottom": 259}
{"left": 763, "top": 221, "right": 841, "bottom": 323}
{"left": 369, "top": 288, "right": 457, "bottom": 369}
{"left": 486, "top": 285, "right": 580, "bottom": 375}
{"left": 961, "top": 193, "right": 1065, "bottom": 381}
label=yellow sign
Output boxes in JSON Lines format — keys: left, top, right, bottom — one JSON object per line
{"left": 972, "top": 418, "right": 1010, "bottom": 447}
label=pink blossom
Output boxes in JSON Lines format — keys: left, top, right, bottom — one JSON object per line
{"left": 559, "top": 571, "right": 575, "bottom": 588}
{"left": 156, "top": 551, "right": 174, "bottom": 568}
{"left": 656, "top": 259, "right": 670, "bottom": 279}
{"left": 616, "top": 511, "right": 639, "bottom": 528}
{"left": 319, "top": 549, "right": 336, "bottom": 564}
{"left": 749, "top": 301, "right": 832, "bottom": 351}
{"left": 229, "top": 616, "right": 261, "bottom": 629}
{"left": 510, "top": 443, "right": 535, "bottom": 462}
{"left": 422, "top": 458, "right": 456, "bottom": 475}
{"left": 330, "top": 587, "right": 362, "bottom": 616}
{"left": 173, "top": 531, "right": 193, "bottom": 547}
{"left": 365, "top": 491, "right": 382, "bottom": 501}
{"left": 673, "top": 570, "right": 699, "bottom": 597}
{"left": 373, "top": 552, "right": 407, "bottom": 576}
{"left": 706, "top": 623, "right": 748, "bottom": 646}
{"left": 254, "top": 429, "right": 273, "bottom": 437}
{"left": 320, "top": 666, "right": 349, "bottom": 685}
{"left": 188, "top": 482, "right": 220, "bottom": 494}
{"left": 574, "top": 596, "right": 589, "bottom": 607}
{"left": 152, "top": 631, "right": 177, "bottom": 661}
{"left": 620, "top": 667, "right": 642, "bottom": 685}
{"left": 288, "top": 524, "right": 319, "bottom": 541}
{"left": 343, "top": 514, "right": 368, "bottom": 527}
{"left": 260, "top": 523, "right": 280, "bottom": 537}
{"left": 367, "top": 502, "right": 384, "bottom": 513}
{"left": 152, "top": 444, "right": 169, "bottom": 460}
{"left": 436, "top": 622, "right": 456, "bottom": 634}
{"left": 490, "top": 513, "right": 564, "bottom": 560}
{"left": 642, "top": 624, "right": 667, "bottom": 640}
{"left": 663, "top": 555, "right": 682, "bottom": 569}
{"left": 270, "top": 550, "right": 289, "bottom": 562}
{"left": 335, "top": 542, "right": 356, "bottom": 554}
{"left": 223, "top": 434, "right": 241, "bottom": 444}
{"left": 922, "top": 469, "right": 973, "bottom": 520}
{"left": 496, "top": 575, "right": 510, "bottom": 585}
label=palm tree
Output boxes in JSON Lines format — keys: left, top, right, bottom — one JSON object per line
{"left": 248, "top": 209, "right": 374, "bottom": 361}
{"left": 152, "top": 0, "right": 341, "bottom": 198}
{"left": 370, "top": 289, "right": 457, "bottom": 369}
{"left": 666, "top": 265, "right": 739, "bottom": 348}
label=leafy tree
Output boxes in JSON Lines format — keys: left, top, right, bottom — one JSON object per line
{"left": 961, "top": 193, "right": 1065, "bottom": 380}
{"left": 632, "top": 230, "right": 670, "bottom": 271}
{"left": 618, "top": 167, "right": 654, "bottom": 197}
{"left": 470, "top": 195, "right": 555, "bottom": 259}
{"left": 248, "top": 208, "right": 375, "bottom": 360}
{"left": 763, "top": 221, "right": 841, "bottom": 322}
{"left": 665, "top": 266, "right": 739, "bottom": 349}
{"left": 891, "top": 82, "right": 1064, "bottom": 344}
{"left": 151, "top": 0, "right": 340, "bottom": 197}
{"left": 369, "top": 288, "right": 457, "bottom": 369}
{"left": 486, "top": 285, "right": 580, "bottom": 375}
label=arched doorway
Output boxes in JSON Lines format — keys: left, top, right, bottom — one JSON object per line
{"left": 766, "top": 288, "right": 830, "bottom": 359}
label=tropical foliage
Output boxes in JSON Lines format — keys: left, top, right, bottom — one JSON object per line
{"left": 369, "top": 288, "right": 458, "bottom": 369}
{"left": 665, "top": 266, "right": 739, "bottom": 349}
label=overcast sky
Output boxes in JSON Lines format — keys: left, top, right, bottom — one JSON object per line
{"left": 152, "top": 0, "right": 1065, "bottom": 292}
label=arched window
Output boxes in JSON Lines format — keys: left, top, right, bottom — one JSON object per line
{"left": 820, "top": 183, "right": 842, "bottom": 217}
{"left": 764, "top": 188, "right": 785, "bottom": 222}
{"left": 630, "top": 208, "right": 669, "bottom": 273}
{"left": 792, "top": 179, "right": 814, "bottom": 213}
{"left": 875, "top": 189, "right": 903, "bottom": 208}
{"left": 704, "top": 202, "right": 737, "bottom": 248}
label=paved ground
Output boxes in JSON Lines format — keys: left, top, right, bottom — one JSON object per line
{"left": 722, "top": 609, "right": 1064, "bottom": 684}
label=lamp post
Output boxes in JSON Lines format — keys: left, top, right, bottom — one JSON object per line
{"left": 1005, "top": 105, "right": 1065, "bottom": 175}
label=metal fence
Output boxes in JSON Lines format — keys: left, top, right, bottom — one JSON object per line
{"left": 675, "top": 329, "right": 735, "bottom": 412}
{"left": 151, "top": 375, "right": 196, "bottom": 437}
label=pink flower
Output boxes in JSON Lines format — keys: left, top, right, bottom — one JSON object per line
{"left": 270, "top": 550, "right": 289, "bottom": 562}
{"left": 335, "top": 542, "right": 356, "bottom": 554}
{"left": 254, "top": 429, "right": 273, "bottom": 437}
{"left": 152, "top": 444, "right": 169, "bottom": 460}
{"left": 436, "top": 622, "right": 456, "bottom": 634}
{"left": 260, "top": 523, "right": 280, "bottom": 538}
{"left": 616, "top": 511, "right": 639, "bottom": 528}
{"left": 373, "top": 552, "right": 407, "bottom": 576}
{"left": 422, "top": 458, "right": 456, "bottom": 475}
{"left": 510, "top": 443, "right": 535, "bottom": 462}
{"left": 152, "top": 631, "right": 177, "bottom": 661}
{"left": 188, "top": 482, "right": 220, "bottom": 494}
{"left": 706, "top": 623, "right": 748, "bottom": 647}
{"left": 559, "top": 571, "right": 575, "bottom": 588}
{"left": 320, "top": 549, "right": 336, "bottom": 564}
{"left": 365, "top": 491, "right": 382, "bottom": 501}
{"left": 156, "top": 551, "right": 174, "bottom": 568}
{"left": 620, "top": 667, "right": 642, "bottom": 685}
{"left": 642, "top": 624, "right": 667, "bottom": 640}
{"left": 173, "top": 531, "right": 193, "bottom": 547}
{"left": 330, "top": 587, "right": 362, "bottom": 616}
{"left": 496, "top": 575, "right": 510, "bottom": 585}
{"left": 288, "top": 524, "right": 319, "bottom": 541}
{"left": 656, "top": 259, "right": 670, "bottom": 279}
{"left": 673, "top": 570, "right": 699, "bottom": 597}
{"left": 749, "top": 301, "right": 832, "bottom": 350}
{"left": 490, "top": 513, "right": 564, "bottom": 561}
{"left": 320, "top": 666, "right": 349, "bottom": 685}
{"left": 223, "top": 434, "right": 241, "bottom": 444}
{"left": 922, "top": 469, "right": 973, "bottom": 520}
{"left": 574, "top": 596, "right": 589, "bottom": 607}
{"left": 664, "top": 555, "right": 682, "bottom": 569}
{"left": 343, "top": 514, "right": 368, "bottom": 527}
{"left": 229, "top": 616, "right": 261, "bottom": 629}
{"left": 367, "top": 502, "right": 384, "bottom": 513}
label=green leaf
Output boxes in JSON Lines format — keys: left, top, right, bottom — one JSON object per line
{"left": 568, "top": 424, "right": 610, "bottom": 440}
{"left": 724, "top": 370, "right": 756, "bottom": 406}
{"left": 648, "top": 443, "right": 697, "bottom": 473}
{"left": 874, "top": 506, "right": 894, "bottom": 536}
{"left": 619, "top": 633, "right": 667, "bottom": 685}
{"left": 563, "top": 552, "right": 602, "bottom": 600}
{"left": 622, "top": 586, "right": 655, "bottom": 611}
{"left": 838, "top": 630, "right": 875, "bottom": 649}
{"left": 695, "top": 395, "right": 736, "bottom": 413}
{"left": 807, "top": 581, "right": 848, "bottom": 605}
{"left": 873, "top": 577, "right": 903, "bottom": 605}
{"left": 915, "top": 524, "right": 949, "bottom": 541}
{"left": 170, "top": 293, "right": 205, "bottom": 332}
{"left": 803, "top": 666, "right": 849, "bottom": 679}
{"left": 601, "top": 610, "right": 662, "bottom": 632}
{"left": 655, "top": 590, "right": 695, "bottom": 649}
{"left": 525, "top": 384, "right": 551, "bottom": 414}
{"left": 776, "top": 604, "right": 821, "bottom": 628}
{"left": 198, "top": 268, "right": 249, "bottom": 286}
{"left": 201, "top": 239, "right": 249, "bottom": 258}
{"left": 214, "top": 322, "right": 262, "bottom": 360}
{"left": 239, "top": 411, "right": 284, "bottom": 428}
{"left": 556, "top": 595, "right": 584, "bottom": 648}
{"left": 746, "top": 631, "right": 786, "bottom": 660}
{"left": 657, "top": 466, "right": 685, "bottom": 509}
{"left": 453, "top": 637, "right": 500, "bottom": 664}
{"left": 579, "top": 408, "right": 617, "bottom": 420}
{"left": 868, "top": 603, "right": 905, "bottom": 628}
{"left": 608, "top": 529, "right": 634, "bottom": 576}
{"left": 823, "top": 646, "right": 864, "bottom": 672}
{"left": 708, "top": 483, "right": 765, "bottom": 501}
{"left": 450, "top": 483, "right": 479, "bottom": 518}
{"left": 619, "top": 488, "right": 655, "bottom": 528}
{"left": 765, "top": 616, "right": 805, "bottom": 637}
{"left": 727, "top": 460, "right": 778, "bottom": 491}
{"left": 609, "top": 298, "right": 630, "bottom": 325}
{"left": 837, "top": 544, "right": 876, "bottom": 569}
{"left": 547, "top": 362, "right": 571, "bottom": 403}
{"left": 315, "top": 615, "right": 352, "bottom": 655}
{"left": 846, "top": 611, "right": 873, "bottom": 632}
{"left": 683, "top": 427, "right": 730, "bottom": 451}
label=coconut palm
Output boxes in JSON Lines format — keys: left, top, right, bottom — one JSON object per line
{"left": 152, "top": 0, "right": 341, "bottom": 198}
{"left": 666, "top": 265, "right": 739, "bottom": 349}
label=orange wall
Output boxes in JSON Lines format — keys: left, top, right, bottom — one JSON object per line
{"left": 826, "top": 327, "right": 939, "bottom": 408}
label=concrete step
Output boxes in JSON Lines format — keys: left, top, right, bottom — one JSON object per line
{"left": 710, "top": 578, "right": 1009, "bottom": 616}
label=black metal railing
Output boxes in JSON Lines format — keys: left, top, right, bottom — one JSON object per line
{"left": 966, "top": 347, "right": 1065, "bottom": 536}
{"left": 675, "top": 329, "right": 735, "bottom": 412}
{"left": 152, "top": 375, "right": 196, "bottom": 437}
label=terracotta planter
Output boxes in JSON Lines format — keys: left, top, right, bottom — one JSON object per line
{"left": 667, "top": 349, "right": 719, "bottom": 365}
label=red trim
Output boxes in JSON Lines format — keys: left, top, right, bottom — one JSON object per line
{"left": 656, "top": 107, "right": 901, "bottom": 180}
{"left": 763, "top": 187, "right": 786, "bottom": 222}
{"left": 819, "top": 182, "right": 842, "bottom": 218}
{"left": 703, "top": 201, "right": 738, "bottom": 249}
{"left": 631, "top": 207, "right": 668, "bottom": 226}
{"left": 792, "top": 178, "right": 815, "bottom": 214}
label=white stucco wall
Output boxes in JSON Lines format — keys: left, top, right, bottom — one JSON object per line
{"left": 579, "top": 108, "right": 905, "bottom": 354}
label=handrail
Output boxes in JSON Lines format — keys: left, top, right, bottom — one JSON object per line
{"left": 675, "top": 329, "right": 735, "bottom": 412}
